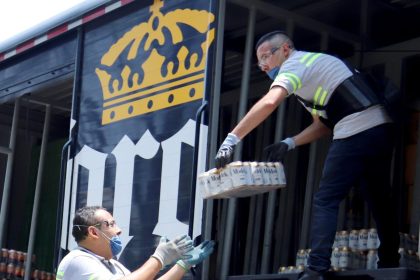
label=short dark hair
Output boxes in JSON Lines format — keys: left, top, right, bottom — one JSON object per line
{"left": 255, "top": 30, "right": 294, "bottom": 50}
{"left": 72, "top": 206, "right": 106, "bottom": 243}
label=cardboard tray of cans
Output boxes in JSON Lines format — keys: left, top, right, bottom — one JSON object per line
{"left": 198, "top": 161, "right": 286, "bottom": 199}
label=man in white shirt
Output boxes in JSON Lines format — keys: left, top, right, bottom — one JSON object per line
{"left": 57, "top": 206, "right": 214, "bottom": 280}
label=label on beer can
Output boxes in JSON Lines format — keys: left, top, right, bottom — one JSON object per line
{"left": 349, "top": 230, "right": 359, "bottom": 251}
{"left": 339, "top": 231, "right": 349, "bottom": 248}
{"left": 267, "top": 162, "right": 280, "bottom": 186}
{"left": 260, "top": 162, "right": 273, "bottom": 186}
{"left": 339, "top": 247, "right": 349, "bottom": 269}
{"left": 358, "top": 229, "right": 368, "bottom": 251}
{"left": 219, "top": 167, "right": 233, "bottom": 191}
{"left": 331, "top": 247, "right": 341, "bottom": 268}
{"left": 208, "top": 169, "right": 221, "bottom": 195}
{"left": 229, "top": 161, "right": 252, "bottom": 187}
{"left": 295, "top": 250, "right": 305, "bottom": 266}
{"left": 367, "top": 228, "right": 379, "bottom": 249}
{"left": 250, "top": 162, "right": 264, "bottom": 186}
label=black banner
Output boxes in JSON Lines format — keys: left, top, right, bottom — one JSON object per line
{"left": 61, "top": 0, "right": 216, "bottom": 270}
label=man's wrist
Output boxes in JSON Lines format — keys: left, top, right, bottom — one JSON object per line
{"left": 150, "top": 255, "right": 164, "bottom": 269}
{"left": 282, "top": 137, "right": 296, "bottom": 150}
{"left": 176, "top": 260, "right": 191, "bottom": 272}
{"left": 224, "top": 133, "right": 240, "bottom": 146}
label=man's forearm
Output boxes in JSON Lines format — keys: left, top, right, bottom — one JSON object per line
{"left": 231, "top": 87, "right": 288, "bottom": 139}
{"left": 122, "top": 257, "right": 162, "bottom": 280}
{"left": 157, "top": 264, "right": 186, "bottom": 280}
{"left": 293, "top": 117, "right": 331, "bottom": 147}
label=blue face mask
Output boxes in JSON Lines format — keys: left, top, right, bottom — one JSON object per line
{"left": 98, "top": 230, "right": 123, "bottom": 256}
{"left": 109, "top": 235, "right": 123, "bottom": 256}
{"left": 267, "top": 66, "right": 280, "bottom": 80}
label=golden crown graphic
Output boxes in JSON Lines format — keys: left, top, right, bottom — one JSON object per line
{"left": 95, "top": 0, "right": 215, "bottom": 125}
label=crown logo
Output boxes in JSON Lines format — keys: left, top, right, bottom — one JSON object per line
{"left": 95, "top": 0, "right": 215, "bottom": 125}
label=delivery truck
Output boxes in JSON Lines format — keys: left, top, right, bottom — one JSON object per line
{"left": 0, "top": 0, "right": 419, "bottom": 279}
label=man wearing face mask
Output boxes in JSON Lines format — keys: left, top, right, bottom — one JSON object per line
{"left": 57, "top": 206, "right": 215, "bottom": 280}
{"left": 215, "top": 31, "right": 399, "bottom": 279}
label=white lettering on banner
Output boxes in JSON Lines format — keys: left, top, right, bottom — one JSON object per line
{"left": 63, "top": 120, "right": 207, "bottom": 255}
{"left": 153, "top": 119, "right": 196, "bottom": 239}
{"left": 67, "top": 145, "right": 108, "bottom": 250}
{"left": 112, "top": 131, "right": 160, "bottom": 255}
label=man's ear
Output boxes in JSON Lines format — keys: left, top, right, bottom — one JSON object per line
{"left": 88, "top": 226, "right": 100, "bottom": 239}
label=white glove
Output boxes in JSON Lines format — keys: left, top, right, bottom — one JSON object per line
{"left": 151, "top": 235, "right": 193, "bottom": 268}
{"left": 215, "top": 133, "right": 241, "bottom": 168}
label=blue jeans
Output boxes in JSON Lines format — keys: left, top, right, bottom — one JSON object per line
{"left": 308, "top": 123, "right": 400, "bottom": 272}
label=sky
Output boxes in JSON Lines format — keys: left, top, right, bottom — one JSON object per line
{"left": 0, "top": 0, "right": 87, "bottom": 44}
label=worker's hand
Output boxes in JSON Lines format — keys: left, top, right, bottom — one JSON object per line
{"left": 152, "top": 234, "right": 193, "bottom": 268}
{"left": 177, "top": 240, "right": 215, "bottom": 270}
{"left": 215, "top": 133, "right": 241, "bottom": 168}
{"left": 264, "top": 137, "right": 295, "bottom": 162}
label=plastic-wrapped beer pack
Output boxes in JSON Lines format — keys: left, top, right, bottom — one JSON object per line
{"left": 198, "top": 161, "right": 286, "bottom": 199}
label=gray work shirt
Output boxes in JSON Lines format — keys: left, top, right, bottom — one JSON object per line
{"left": 56, "top": 247, "right": 130, "bottom": 280}
{"left": 270, "top": 50, "right": 390, "bottom": 139}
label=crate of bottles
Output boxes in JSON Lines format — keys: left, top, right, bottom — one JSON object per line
{"left": 198, "top": 161, "right": 286, "bottom": 199}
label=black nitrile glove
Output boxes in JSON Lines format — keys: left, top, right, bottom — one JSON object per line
{"left": 215, "top": 133, "right": 240, "bottom": 168}
{"left": 264, "top": 137, "right": 295, "bottom": 162}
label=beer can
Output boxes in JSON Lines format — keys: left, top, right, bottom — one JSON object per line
{"left": 367, "top": 228, "right": 379, "bottom": 249}
{"left": 399, "top": 232, "right": 406, "bottom": 250}
{"left": 1, "top": 249, "right": 7, "bottom": 264}
{"left": 408, "top": 250, "right": 417, "bottom": 269}
{"left": 7, "top": 250, "right": 17, "bottom": 265}
{"left": 286, "top": 266, "right": 296, "bottom": 273}
{"left": 331, "top": 247, "right": 340, "bottom": 269}
{"left": 296, "top": 265, "right": 305, "bottom": 273}
{"left": 296, "top": 249, "right": 306, "bottom": 266}
{"left": 267, "top": 162, "right": 280, "bottom": 186}
{"left": 366, "top": 249, "right": 378, "bottom": 269}
{"left": 305, "top": 249, "right": 311, "bottom": 266}
{"left": 339, "top": 230, "right": 349, "bottom": 248}
{"left": 360, "top": 251, "right": 367, "bottom": 269}
{"left": 0, "top": 262, "right": 6, "bottom": 277}
{"left": 219, "top": 166, "right": 233, "bottom": 191}
{"left": 250, "top": 162, "right": 264, "bottom": 186}
{"left": 409, "top": 235, "right": 418, "bottom": 252}
{"left": 352, "top": 251, "right": 361, "bottom": 269}
{"left": 339, "top": 247, "right": 350, "bottom": 269}
{"left": 346, "top": 249, "right": 354, "bottom": 270}
{"left": 31, "top": 269, "right": 40, "bottom": 280}
{"left": 260, "top": 162, "right": 273, "bottom": 186}
{"left": 198, "top": 172, "right": 211, "bottom": 198}
{"left": 6, "top": 263, "right": 14, "bottom": 278}
{"left": 404, "top": 233, "right": 410, "bottom": 250}
{"left": 349, "top": 230, "right": 359, "bottom": 251}
{"left": 358, "top": 229, "right": 368, "bottom": 251}
{"left": 399, "top": 247, "right": 408, "bottom": 267}
{"left": 228, "top": 161, "right": 252, "bottom": 187}
{"left": 278, "top": 266, "right": 287, "bottom": 274}
{"left": 207, "top": 169, "right": 221, "bottom": 195}
{"left": 274, "top": 162, "right": 286, "bottom": 185}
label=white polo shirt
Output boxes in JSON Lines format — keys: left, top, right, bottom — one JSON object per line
{"left": 56, "top": 247, "right": 130, "bottom": 280}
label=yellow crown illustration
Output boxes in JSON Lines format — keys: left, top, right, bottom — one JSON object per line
{"left": 95, "top": 0, "right": 215, "bottom": 125}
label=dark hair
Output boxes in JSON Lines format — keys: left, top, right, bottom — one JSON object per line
{"left": 255, "top": 30, "right": 293, "bottom": 50}
{"left": 72, "top": 206, "right": 106, "bottom": 243}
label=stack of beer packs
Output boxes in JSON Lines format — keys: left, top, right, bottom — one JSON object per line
{"left": 198, "top": 161, "right": 286, "bottom": 198}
